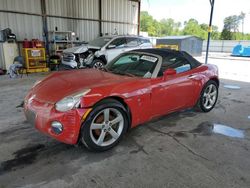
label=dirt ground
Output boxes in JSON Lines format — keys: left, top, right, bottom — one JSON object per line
{"left": 0, "top": 68, "right": 250, "bottom": 188}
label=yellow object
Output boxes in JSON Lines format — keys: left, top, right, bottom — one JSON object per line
{"left": 81, "top": 108, "right": 92, "bottom": 121}
{"left": 21, "top": 67, "right": 49, "bottom": 73}
{"left": 208, "top": 26, "right": 213, "bottom": 32}
{"left": 156, "top": 44, "right": 179, "bottom": 51}
{"left": 23, "top": 48, "right": 48, "bottom": 73}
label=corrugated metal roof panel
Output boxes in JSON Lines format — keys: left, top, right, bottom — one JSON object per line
{"left": 102, "top": 0, "right": 138, "bottom": 24}
{"left": 102, "top": 22, "right": 137, "bottom": 36}
{"left": 47, "top": 17, "right": 99, "bottom": 42}
{"left": 0, "top": 0, "right": 139, "bottom": 42}
{"left": 45, "top": 0, "right": 99, "bottom": 19}
{"left": 0, "top": 12, "right": 43, "bottom": 40}
{"left": 0, "top": 0, "right": 41, "bottom": 14}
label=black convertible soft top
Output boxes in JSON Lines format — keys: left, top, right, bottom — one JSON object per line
{"left": 132, "top": 48, "right": 202, "bottom": 68}
{"left": 133, "top": 48, "right": 180, "bottom": 57}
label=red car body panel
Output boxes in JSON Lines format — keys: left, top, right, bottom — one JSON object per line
{"left": 24, "top": 64, "right": 218, "bottom": 145}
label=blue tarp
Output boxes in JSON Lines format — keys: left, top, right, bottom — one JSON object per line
{"left": 232, "top": 44, "right": 250, "bottom": 57}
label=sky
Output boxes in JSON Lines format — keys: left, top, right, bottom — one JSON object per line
{"left": 141, "top": 0, "right": 250, "bottom": 33}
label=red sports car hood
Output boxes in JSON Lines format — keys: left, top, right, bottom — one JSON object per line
{"left": 31, "top": 69, "right": 138, "bottom": 103}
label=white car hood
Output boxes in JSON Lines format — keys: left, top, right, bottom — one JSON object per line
{"left": 63, "top": 45, "right": 101, "bottom": 54}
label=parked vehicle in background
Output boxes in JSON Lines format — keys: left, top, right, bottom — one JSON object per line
{"left": 61, "top": 35, "right": 152, "bottom": 69}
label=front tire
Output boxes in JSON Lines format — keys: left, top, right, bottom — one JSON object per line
{"left": 197, "top": 80, "right": 218, "bottom": 112}
{"left": 91, "top": 59, "right": 105, "bottom": 69}
{"left": 81, "top": 99, "right": 128, "bottom": 151}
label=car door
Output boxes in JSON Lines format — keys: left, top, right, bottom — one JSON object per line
{"left": 150, "top": 55, "right": 200, "bottom": 117}
{"left": 105, "top": 37, "right": 127, "bottom": 62}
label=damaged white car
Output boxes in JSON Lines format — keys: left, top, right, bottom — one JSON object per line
{"left": 62, "top": 35, "right": 152, "bottom": 69}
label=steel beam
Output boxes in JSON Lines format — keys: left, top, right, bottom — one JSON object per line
{"left": 40, "top": 0, "right": 49, "bottom": 57}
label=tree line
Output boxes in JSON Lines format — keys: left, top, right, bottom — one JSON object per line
{"left": 140, "top": 11, "right": 250, "bottom": 40}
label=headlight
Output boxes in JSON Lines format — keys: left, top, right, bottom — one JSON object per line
{"left": 55, "top": 89, "right": 90, "bottom": 112}
{"left": 94, "top": 51, "right": 100, "bottom": 57}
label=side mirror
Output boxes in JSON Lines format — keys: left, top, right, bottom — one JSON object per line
{"left": 163, "top": 68, "right": 176, "bottom": 78}
{"left": 107, "top": 44, "right": 116, "bottom": 49}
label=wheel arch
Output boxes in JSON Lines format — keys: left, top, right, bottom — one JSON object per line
{"left": 198, "top": 76, "right": 219, "bottom": 97}
{"left": 195, "top": 78, "right": 219, "bottom": 112}
{"left": 209, "top": 77, "right": 219, "bottom": 87}
{"left": 93, "top": 96, "right": 132, "bottom": 131}
{"left": 93, "top": 55, "right": 107, "bottom": 65}
{"left": 77, "top": 95, "right": 132, "bottom": 145}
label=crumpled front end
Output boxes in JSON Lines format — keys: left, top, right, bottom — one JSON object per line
{"left": 62, "top": 45, "right": 100, "bottom": 68}
{"left": 62, "top": 53, "right": 78, "bottom": 68}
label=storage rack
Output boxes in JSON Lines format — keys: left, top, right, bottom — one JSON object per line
{"left": 23, "top": 48, "right": 49, "bottom": 72}
{"left": 48, "top": 31, "right": 75, "bottom": 55}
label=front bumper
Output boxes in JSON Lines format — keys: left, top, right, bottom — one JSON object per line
{"left": 61, "top": 60, "right": 78, "bottom": 68}
{"left": 24, "top": 98, "right": 90, "bottom": 145}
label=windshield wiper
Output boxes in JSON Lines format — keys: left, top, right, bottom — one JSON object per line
{"left": 111, "top": 70, "right": 136, "bottom": 77}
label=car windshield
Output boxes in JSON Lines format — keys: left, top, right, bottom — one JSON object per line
{"left": 106, "top": 53, "right": 158, "bottom": 78}
{"left": 88, "top": 37, "right": 112, "bottom": 47}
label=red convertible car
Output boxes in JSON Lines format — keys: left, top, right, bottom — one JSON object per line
{"left": 24, "top": 49, "right": 219, "bottom": 151}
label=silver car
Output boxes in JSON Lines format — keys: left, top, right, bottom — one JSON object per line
{"left": 62, "top": 35, "right": 152, "bottom": 69}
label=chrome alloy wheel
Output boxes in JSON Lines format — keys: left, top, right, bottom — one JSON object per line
{"left": 90, "top": 108, "right": 124, "bottom": 147}
{"left": 202, "top": 84, "right": 218, "bottom": 110}
{"left": 93, "top": 61, "right": 104, "bottom": 69}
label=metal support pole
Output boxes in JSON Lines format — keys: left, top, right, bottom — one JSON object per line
{"left": 137, "top": 0, "right": 141, "bottom": 35}
{"left": 205, "top": 0, "right": 215, "bottom": 64}
{"left": 99, "top": 0, "right": 102, "bottom": 36}
{"left": 41, "top": 0, "right": 49, "bottom": 57}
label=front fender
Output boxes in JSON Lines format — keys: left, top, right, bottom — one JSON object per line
{"left": 80, "top": 87, "right": 152, "bottom": 128}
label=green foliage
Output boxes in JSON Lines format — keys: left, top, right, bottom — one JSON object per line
{"left": 140, "top": 11, "right": 250, "bottom": 40}
{"left": 245, "top": 34, "right": 250, "bottom": 40}
{"left": 159, "top": 18, "right": 181, "bottom": 36}
{"left": 182, "top": 19, "right": 207, "bottom": 39}
{"left": 221, "top": 29, "right": 232, "bottom": 40}
{"left": 200, "top": 24, "right": 220, "bottom": 40}
{"left": 140, "top": 11, "right": 161, "bottom": 36}
{"left": 140, "top": 11, "right": 181, "bottom": 36}
{"left": 220, "top": 12, "right": 247, "bottom": 40}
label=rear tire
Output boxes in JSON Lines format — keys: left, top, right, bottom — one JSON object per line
{"left": 196, "top": 80, "right": 218, "bottom": 112}
{"left": 81, "top": 99, "right": 128, "bottom": 152}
